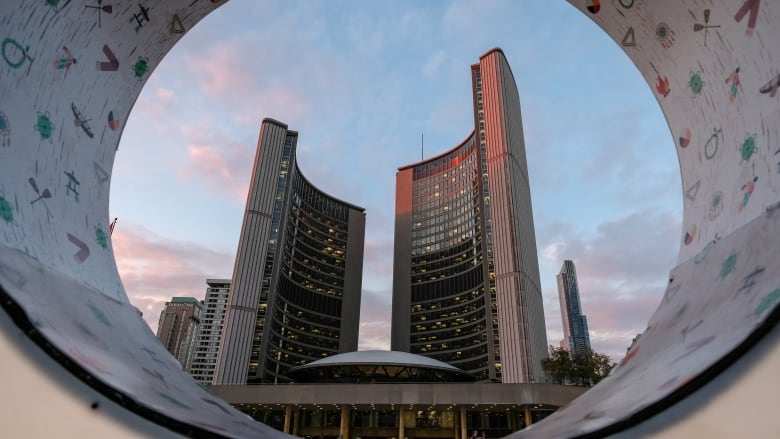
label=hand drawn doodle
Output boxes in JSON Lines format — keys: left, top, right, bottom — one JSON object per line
{"left": 618, "top": 0, "right": 634, "bottom": 8}
{"left": 84, "top": 0, "right": 113, "bottom": 28}
{"left": 736, "top": 266, "right": 765, "bottom": 297}
{"left": 656, "top": 75, "right": 670, "bottom": 97}
{"left": 695, "top": 234, "right": 720, "bottom": 264}
{"left": 694, "top": 9, "right": 721, "bottom": 46}
{"left": 655, "top": 22, "right": 675, "bottom": 48}
{"left": 739, "top": 175, "right": 758, "bottom": 212}
{"left": 107, "top": 111, "right": 121, "bottom": 130}
{"left": 689, "top": 71, "right": 705, "bottom": 95}
{"left": 704, "top": 127, "right": 722, "bottom": 160}
{"left": 171, "top": 13, "right": 186, "bottom": 34}
{"left": 684, "top": 225, "right": 697, "bottom": 245}
{"left": 725, "top": 67, "right": 741, "bottom": 102}
{"left": 679, "top": 128, "right": 691, "bottom": 148}
{"left": 621, "top": 27, "right": 636, "bottom": 47}
{"left": 130, "top": 3, "right": 150, "bottom": 32}
{"left": 685, "top": 180, "right": 700, "bottom": 201}
{"left": 131, "top": 57, "right": 149, "bottom": 79}
{"left": 95, "top": 226, "right": 108, "bottom": 248}
{"left": 2, "top": 38, "right": 34, "bottom": 71}
{"left": 734, "top": 0, "right": 761, "bottom": 36}
{"left": 71, "top": 103, "right": 93, "bottom": 138}
{"left": 66, "top": 233, "right": 90, "bottom": 262}
{"left": 759, "top": 73, "right": 780, "bottom": 97}
{"left": 754, "top": 289, "right": 780, "bottom": 317}
{"left": 720, "top": 252, "right": 738, "bottom": 279}
{"left": 28, "top": 178, "right": 53, "bottom": 218}
{"left": 34, "top": 111, "right": 54, "bottom": 142}
{"left": 0, "top": 195, "right": 12, "bottom": 223}
{"left": 53, "top": 46, "right": 77, "bottom": 73}
{"left": 64, "top": 170, "right": 80, "bottom": 201}
{"left": 739, "top": 134, "right": 757, "bottom": 162}
{"left": 709, "top": 191, "right": 724, "bottom": 220}
{"left": 96, "top": 44, "right": 119, "bottom": 71}
{"left": 586, "top": 0, "right": 600, "bottom": 14}
{"left": 0, "top": 111, "right": 9, "bottom": 147}
{"left": 93, "top": 161, "right": 110, "bottom": 183}
{"left": 87, "top": 301, "right": 111, "bottom": 326}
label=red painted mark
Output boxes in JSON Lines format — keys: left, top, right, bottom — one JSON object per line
{"left": 96, "top": 44, "right": 119, "bottom": 71}
{"left": 735, "top": 0, "right": 761, "bottom": 36}
{"left": 67, "top": 233, "right": 90, "bottom": 262}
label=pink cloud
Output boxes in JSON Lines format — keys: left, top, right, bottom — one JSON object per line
{"left": 358, "top": 288, "right": 393, "bottom": 351}
{"left": 113, "top": 223, "right": 234, "bottom": 332}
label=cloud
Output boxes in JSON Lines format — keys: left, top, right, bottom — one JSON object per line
{"left": 422, "top": 50, "right": 448, "bottom": 78}
{"left": 358, "top": 288, "right": 393, "bottom": 351}
{"left": 114, "top": 222, "right": 234, "bottom": 332}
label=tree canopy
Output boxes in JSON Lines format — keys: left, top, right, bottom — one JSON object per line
{"left": 541, "top": 346, "right": 615, "bottom": 387}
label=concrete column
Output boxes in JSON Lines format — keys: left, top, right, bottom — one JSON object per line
{"left": 524, "top": 406, "right": 532, "bottom": 428}
{"left": 284, "top": 406, "right": 293, "bottom": 434}
{"left": 453, "top": 409, "right": 459, "bottom": 439}
{"left": 398, "top": 407, "right": 405, "bottom": 439}
{"left": 460, "top": 407, "right": 467, "bottom": 439}
{"left": 293, "top": 407, "right": 301, "bottom": 436}
{"left": 340, "top": 406, "right": 350, "bottom": 439}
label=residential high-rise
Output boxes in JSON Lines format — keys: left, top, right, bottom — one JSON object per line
{"left": 391, "top": 48, "right": 548, "bottom": 383}
{"left": 215, "top": 119, "right": 366, "bottom": 385}
{"left": 556, "top": 260, "right": 591, "bottom": 355}
{"left": 156, "top": 297, "right": 203, "bottom": 372}
{"left": 189, "top": 279, "right": 231, "bottom": 384}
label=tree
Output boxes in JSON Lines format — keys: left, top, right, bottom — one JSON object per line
{"left": 541, "top": 346, "right": 615, "bottom": 387}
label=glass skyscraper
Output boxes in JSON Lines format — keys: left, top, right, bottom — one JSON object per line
{"left": 556, "top": 260, "right": 591, "bottom": 356}
{"left": 214, "top": 119, "right": 365, "bottom": 385}
{"left": 391, "top": 49, "right": 548, "bottom": 383}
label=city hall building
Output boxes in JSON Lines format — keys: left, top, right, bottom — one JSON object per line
{"left": 214, "top": 119, "right": 366, "bottom": 385}
{"left": 392, "top": 49, "right": 548, "bottom": 383}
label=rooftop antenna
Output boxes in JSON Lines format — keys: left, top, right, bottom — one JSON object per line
{"left": 421, "top": 131, "right": 424, "bottom": 160}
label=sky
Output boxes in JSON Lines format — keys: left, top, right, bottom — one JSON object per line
{"left": 109, "top": 0, "right": 683, "bottom": 363}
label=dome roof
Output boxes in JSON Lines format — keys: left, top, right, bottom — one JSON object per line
{"left": 287, "top": 350, "right": 476, "bottom": 383}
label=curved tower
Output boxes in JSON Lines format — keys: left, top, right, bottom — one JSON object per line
{"left": 392, "top": 49, "right": 548, "bottom": 383}
{"left": 215, "top": 119, "right": 365, "bottom": 384}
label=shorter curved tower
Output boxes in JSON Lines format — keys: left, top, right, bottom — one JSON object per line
{"left": 215, "top": 119, "right": 365, "bottom": 385}
{"left": 392, "top": 49, "right": 547, "bottom": 383}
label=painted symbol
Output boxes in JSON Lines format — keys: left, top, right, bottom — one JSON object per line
{"left": 0, "top": 111, "right": 10, "bottom": 147}
{"left": 0, "top": 195, "right": 13, "bottom": 223}
{"left": 71, "top": 103, "right": 93, "bottom": 138}
{"left": 689, "top": 71, "right": 705, "bottom": 95}
{"left": 759, "top": 73, "right": 780, "bottom": 97}
{"left": 621, "top": 27, "right": 636, "bottom": 47}
{"left": 680, "top": 320, "right": 703, "bottom": 340}
{"left": 720, "top": 252, "right": 738, "bottom": 279}
{"left": 84, "top": 0, "right": 113, "bottom": 28}
{"left": 46, "top": 0, "right": 62, "bottom": 9}
{"left": 95, "top": 227, "right": 108, "bottom": 248}
{"left": 64, "top": 170, "right": 80, "bottom": 201}
{"left": 679, "top": 128, "right": 691, "bottom": 148}
{"left": 754, "top": 288, "right": 780, "bottom": 317}
{"left": 585, "top": 0, "right": 600, "bottom": 14}
{"left": 93, "top": 161, "right": 109, "bottom": 183}
{"left": 140, "top": 345, "right": 168, "bottom": 367}
{"left": 656, "top": 75, "right": 670, "bottom": 97}
{"left": 28, "top": 178, "right": 52, "bottom": 218}
{"left": 709, "top": 191, "right": 723, "bottom": 220}
{"left": 685, "top": 180, "right": 700, "bottom": 202}
{"left": 158, "top": 392, "right": 192, "bottom": 410}
{"left": 673, "top": 336, "right": 717, "bottom": 363}
{"left": 2, "top": 38, "right": 34, "bottom": 71}
{"left": 739, "top": 134, "right": 757, "bottom": 162}
{"left": 109, "top": 217, "right": 118, "bottom": 235}
{"left": 96, "top": 44, "right": 119, "bottom": 71}
{"left": 618, "top": 0, "right": 633, "bottom": 8}
{"left": 171, "top": 13, "right": 185, "bottom": 34}
{"left": 736, "top": 266, "right": 765, "bottom": 297}
{"left": 53, "top": 46, "right": 77, "bottom": 73}
{"left": 734, "top": 0, "right": 760, "bottom": 36}
{"left": 131, "top": 56, "right": 149, "bottom": 79}
{"left": 202, "top": 398, "right": 232, "bottom": 415}
{"left": 704, "top": 127, "right": 721, "bottom": 160}
{"left": 739, "top": 176, "right": 758, "bottom": 212}
{"left": 655, "top": 22, "right": 675, "bottom": 48}
{"left": 34, "top": 111, "right": 54, "bottom": 142}
{"left": 684, "top": 225, "right": 696, "bottom": 245}
{"left": 67, "top": 233, "right": 90, "bottom": 262}
{"left": 130, "top": 3, "right": 151, "bottom": 32}
{"left": 143, "top": 367, "right": 168, "bottom": 389}
{"left": 695, "top": 234, "right": 720, "bottom": 264}
{"left": 725, "top": 67, "right": 742, "bottom": 102}
{"left": 107, "top": 111, "right": 121, "bottom": 130}
{"left": 693, "top": 9, "right": 721, "bottom": 46}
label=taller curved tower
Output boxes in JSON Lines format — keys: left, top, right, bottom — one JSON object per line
{"left": 391, "top": 49, "right": 548, "bottom": 383}
{"left": 215, "top": 119, "right": 365, "bottom": 385}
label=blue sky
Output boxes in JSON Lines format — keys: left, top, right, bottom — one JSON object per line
{"left": 109, "top": 0, "right": 682, "bottom": 362}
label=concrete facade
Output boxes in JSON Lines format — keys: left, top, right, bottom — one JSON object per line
{"left": 189, "top": 279, "right": 231, "bottom": 384}
{"left": 155, "top": 297, "right": 202, "bottom": 371}
{"left": 392, "top": 49, "right": 548, "bottom": 383}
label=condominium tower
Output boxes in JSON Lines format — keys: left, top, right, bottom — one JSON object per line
{"left": 391, "top": 48, "right": 548, "bottom": 383}
{"left": 556, "top": 260, "right": 591, "bottom": 355}
{"left": 189, "top": 279, "right": 231, "bottom": 384}
{"left": 215, "top": 119, "right": 366, "bottom": 384}
{"left": 156, "top": 297, "right": 203, "bottom": 372}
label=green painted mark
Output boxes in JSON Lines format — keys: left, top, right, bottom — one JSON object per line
{"left": 34, "top": 111, "right": 54, "bottom": 141}
{"left": 87, "top": 302, "right": 111, "bottom": 327}
{"left": 740, "top": 135, "right": 756, "bottom": 161}
{"left": 46, "top": 0, "right": 61, "bottom": 7}
{"left": 689, "top": 71, "right": 705, "bottom": 95}
{"left": 158, "top": 392, "right": 192, "bottom": 409}
{"left": 0, "top": 195, "right": 12, "bottom": 222}
{"left": 754, "top": 289, "right": 780, "bottom": 316}
{"left": 132, "top": 57, "right": 149, "bottom": 78}
{"left": 720, "top": 252, "right": 738, "bottom": 279}
{"left": 95, "top": 227, "right": 108, "bottom": 249}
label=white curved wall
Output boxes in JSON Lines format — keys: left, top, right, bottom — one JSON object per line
{"left": 0, "top": 0, "right": 778, "bottom": 437}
